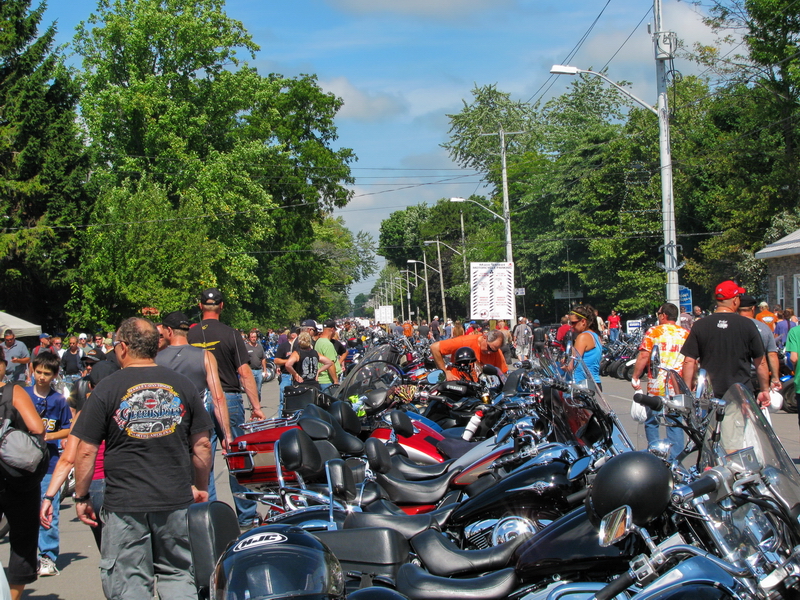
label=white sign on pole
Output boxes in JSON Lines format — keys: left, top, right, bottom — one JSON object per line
{"left": 376, "top": 305, "right": 394, "bottom": 324}
{"left": 470, "top": 262, "right": 515, "bottom": 320}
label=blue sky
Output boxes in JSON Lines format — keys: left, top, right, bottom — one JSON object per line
{"left": 42, "top": 0, "right": 723, "bottom": 300}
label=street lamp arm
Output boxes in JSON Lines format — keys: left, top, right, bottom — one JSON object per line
{"left": 549, "top": 65, "right": 658, "bottom": 116}
{"left": 424, "top": 240, "right": 462, "bottom": 256}
{"left": 449, "top": 197, "right": 503, "bottom": 221}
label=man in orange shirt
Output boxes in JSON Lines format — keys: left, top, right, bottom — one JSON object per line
{"left": 430, "top": 330, "right": 507, "bottom": 381}
{"left": 756, "top": 301, "right": 777, "bottom": 331}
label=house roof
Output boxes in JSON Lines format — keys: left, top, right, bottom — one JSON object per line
{"left": 755, "top": 229, "right": 800, "bottom": 259}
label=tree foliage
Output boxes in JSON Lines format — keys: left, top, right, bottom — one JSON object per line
{"left": 68, "top": 0, "right": 365, "bottom": 328}
{"left": 0, "top": 0, "right": 88, "bottom": 328}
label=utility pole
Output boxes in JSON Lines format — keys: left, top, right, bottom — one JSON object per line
{"left": 653, "top": 0, "right": 681, "bottom": 307}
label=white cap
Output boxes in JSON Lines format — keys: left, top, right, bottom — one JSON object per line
{"left": 78, "top": 333, "right": 88, "bottom": 340}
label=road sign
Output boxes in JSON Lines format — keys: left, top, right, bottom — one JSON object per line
{"left": 470, "top": 262, "right": 514, "bottom": 320}
{"left": 679, "top": 285, "right": 692, "bottom": 313}
{"left": 515, "top": 288, "right": 525, "bottom": 296}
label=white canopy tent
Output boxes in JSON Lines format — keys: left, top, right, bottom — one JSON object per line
{"left": 0, "top": 311, "right": 42, "bottom": 338}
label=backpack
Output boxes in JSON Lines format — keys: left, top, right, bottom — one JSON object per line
{"left": 0, "top": 384, "right": 48, "bottom": 481}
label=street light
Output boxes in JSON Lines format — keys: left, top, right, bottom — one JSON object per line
{"left": 549, "top": 64, "right": 680, "bottom": 307}
{"left": 424, "top": 240, "right": 449, "bottom": 326}
{"left": 408, "top": 259, "right": 431, "bottom": 322}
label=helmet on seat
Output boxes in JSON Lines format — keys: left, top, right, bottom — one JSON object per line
{"left": 586, "top": 451, "right": 673, "bottom": 528}
{"left": 211, "top": 524, "right": 345, "bottom": 600}
{"left": 453, "top": 346, "right": 477, "bottom": 365}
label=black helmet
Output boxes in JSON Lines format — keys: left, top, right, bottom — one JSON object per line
{"left": 454, "top": 346, "right": 477, "bottom": 365}
{"left": 586, "top": 451, "right": 673, "bottom": 528}
{"left": 211, "top": 524, "right": 345, "bottom": 600}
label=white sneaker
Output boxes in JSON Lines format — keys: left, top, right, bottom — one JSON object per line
{"left": 38, "top": 556, "right": 59, "bottom": 576}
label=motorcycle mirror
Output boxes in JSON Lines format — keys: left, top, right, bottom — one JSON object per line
{"left": 426, "top": 370, "right": 446, "bottom": 384}
{"left": 482, "top": 364, "right": 499, "bottom": 376}
{"left": 567, "top": 456, "right": 592, "bottom": 481}
{"left": 648, "top": 345, "right": 661, "bottom": 380}
{"left": 564, "top": 340, "right": 573, "bottom": 359}
{"left": 598, "top": 505, "right": 634, "bottom": 547}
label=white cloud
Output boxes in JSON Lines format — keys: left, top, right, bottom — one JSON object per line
{"left": 321, "top": 76, "right": 408, "bottom": 121}
{"left": 326, "top": 0, "right": 513, "bottom": 18}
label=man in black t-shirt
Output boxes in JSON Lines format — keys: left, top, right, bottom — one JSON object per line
{"left": 72, "top": 317, "right": 212, "bottom": 599}
{"left": 681, "top": 280, "right": 770, "bottom": 407}
{"left": 187, "top": 287, "right": 263, "bottom": 528}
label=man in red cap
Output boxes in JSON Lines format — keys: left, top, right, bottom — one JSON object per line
{"left": 681, "top": 280, "right": 770, "bottom": 407}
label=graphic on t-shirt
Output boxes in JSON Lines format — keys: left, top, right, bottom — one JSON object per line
{"left": 717, "top": 320, "right": 729, "bottom": 329}
{"left": 113, "top": 383, "right": 186, "bottom": 439}
{"left": 301, "top": 356, "right": 318, "bottom": 380}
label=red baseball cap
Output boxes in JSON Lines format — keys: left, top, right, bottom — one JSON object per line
{"left": 715, "top": 280, "right": 746, "bottom": 301}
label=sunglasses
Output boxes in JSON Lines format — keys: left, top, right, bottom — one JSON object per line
{"left": 569, "top": 320, "right": 581, "bottom": 325}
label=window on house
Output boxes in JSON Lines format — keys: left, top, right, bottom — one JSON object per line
{"left": 777, "top": 275, "right": 785, "bottom": 308}
{"left": 794, "top": 275, "right": 800, "bottom": 315}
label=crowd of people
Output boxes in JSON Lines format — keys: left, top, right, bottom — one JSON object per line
{"left": 1, "top": 280, "right": 797, "bottom": 599}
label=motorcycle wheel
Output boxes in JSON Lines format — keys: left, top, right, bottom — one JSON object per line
{"left": 624, "top": 363, "right": 635, "bottom": 381}
{"left": 615, "top": 361, "right": 628, "bottom": 380}
{"left": 608, "top": 360, "right": 623, "bottom": 378}
{"left": 599, "top": 358, "right": 610, "bottom": 377}
{"left": 264, "top": 362, "right": 277, "bottom": 383}
{"left": 782, "top": 380, "right": 797, "bottom": 413}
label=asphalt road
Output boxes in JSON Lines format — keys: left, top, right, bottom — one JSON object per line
{"left": 4, "top": 374, "right": 800, "bottom": 599}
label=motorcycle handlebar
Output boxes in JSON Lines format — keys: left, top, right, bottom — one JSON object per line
{"left": 671, "top": 469, "right": 724, "bottom": 504}
{"left": 633, "top": 393, "right": 663, "bottom": 411}
{"left": 593, "top": 570, "right": 635, "bottom": 600}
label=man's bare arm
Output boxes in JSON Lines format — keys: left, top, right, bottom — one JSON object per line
{"left": 237, "top": 364, "right": 265, "bottom": 420}
{"left": 204, "top": 351, "right": 233, "bottom": 450}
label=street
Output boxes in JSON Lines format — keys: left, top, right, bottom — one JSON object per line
{"left": 4, "top": 375, "right": 799, "bottom": 598}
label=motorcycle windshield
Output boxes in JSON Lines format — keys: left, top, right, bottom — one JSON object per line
{"left": 338, "top": 359, "right": 403, "bottom": 405}
{"left": 700, "top": 384, "right": 800, "bottom": 514}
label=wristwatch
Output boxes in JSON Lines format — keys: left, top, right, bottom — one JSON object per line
{"left": 43, "top": 494, "right": 56, "bottom": 502}
{"left": 73, "top": 493, "right": 91, "bottom": 503}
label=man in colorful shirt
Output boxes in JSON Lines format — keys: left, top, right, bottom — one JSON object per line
{"left": 630, "top": 303, "right": 689, "bottom": 460}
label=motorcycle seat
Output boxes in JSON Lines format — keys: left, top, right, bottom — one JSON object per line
{"left": 410, "top": 529, "right": 532, "bottom": 576}
{"left": 366, "top": 438, "right": 462, "bottom": 505}
{"left": 328, "top": 400, "right": 363, "bottom": 436}
{"left": 396, "top": 563, "right": 519, "bottom": 600}
{"left": 278, "top": 427, "right": 341, "bottom": 482}
{"left": 187, "top": 501, "right": 240, "bottom": 599}
{"left": 344, "top": 510, "right": 438, "bottom": 540}
{"left": 303, "top": 403, "right": 364, "bottom": 456}
{"left": 389, "top": 454, "right": 455, "bottom": 480}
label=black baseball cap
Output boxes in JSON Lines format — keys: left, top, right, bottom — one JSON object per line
{"left": 738, "top": 294, "right": 758, "bottom": 308}
{"left": 84, "top": 348, "right": 105, "bottom": 363}
{"left": 323, "top": 319, "right": 337, "bottom": 329}
{"left": 200, "top": 288, "right": 224, "bottom": 305}
{"left": 301, "top": 319, "right": 318, "bottom": 329}
{"left": 162, "top": 311, "right": 191, "bottom": 330}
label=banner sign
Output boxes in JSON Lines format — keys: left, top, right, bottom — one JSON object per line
{"left": 375, "top": 305, "right": 394, "bottom": 325}
{"left": 470, "top": 262, "right": 514, "bottom": 320}
{"left": 679, "top": 285, "right": 692, "bottom": 314}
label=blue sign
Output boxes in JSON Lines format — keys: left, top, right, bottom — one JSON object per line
{"left": 679, "top": 286, "right": 692, "bottom": 313}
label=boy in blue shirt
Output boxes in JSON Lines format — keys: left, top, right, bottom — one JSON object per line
{"left": 24, "top": 352, "right": 72, "bottom": 576}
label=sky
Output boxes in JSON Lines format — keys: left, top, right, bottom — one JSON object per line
{"left": 41, "top": 0, "right": 727, "bottom": 301}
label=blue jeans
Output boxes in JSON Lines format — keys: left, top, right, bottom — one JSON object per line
{"left": 39, "top": 473, "right": 59, "bottom": 561}
{"left": 224, "top": 392, "right": 258, "bottom": 526}
{"left": 278, "top": 373, "right": 292, "bottom": 415}
{"left": 645, "top": 408, "right": 684, "bottom": 461}
{"left": 320, "top": 383, "right": 333, "bottom": 392}
{"left": 609, "top": 328, "right": 620, "bottom": 342}
{"left": 203, "top": 395, "right": 219, "bottom": 502}
{"left": 251, "top": 368, "right": 263, "bottom": 401}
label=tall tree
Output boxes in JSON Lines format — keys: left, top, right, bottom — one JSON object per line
{"left": 0, "top": 0, "right": 88, "bottom": 328}
{"left": 71, "top": 0, "right": 357, "bottom": 328}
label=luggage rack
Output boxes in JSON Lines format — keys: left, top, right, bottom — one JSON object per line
{"left": 240, "top": 412, "right": 301, "bottom": 434}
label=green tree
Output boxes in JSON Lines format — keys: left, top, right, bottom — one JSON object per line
{"left": 70, "top": 0, "right": 357, "bottom": 328}
{"left": 0, "top": 0, "right": 89, "bottom": 328}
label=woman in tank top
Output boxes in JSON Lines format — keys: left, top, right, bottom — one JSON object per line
{"left": 284, "top": 332, "right": 334, "bottom": 389}
{"left": 568, "top": 305, "right": 603, "bottom": 390}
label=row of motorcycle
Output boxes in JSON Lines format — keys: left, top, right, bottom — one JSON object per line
{"left": 184, "top": 333, "right": 800, "bottom": 600}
